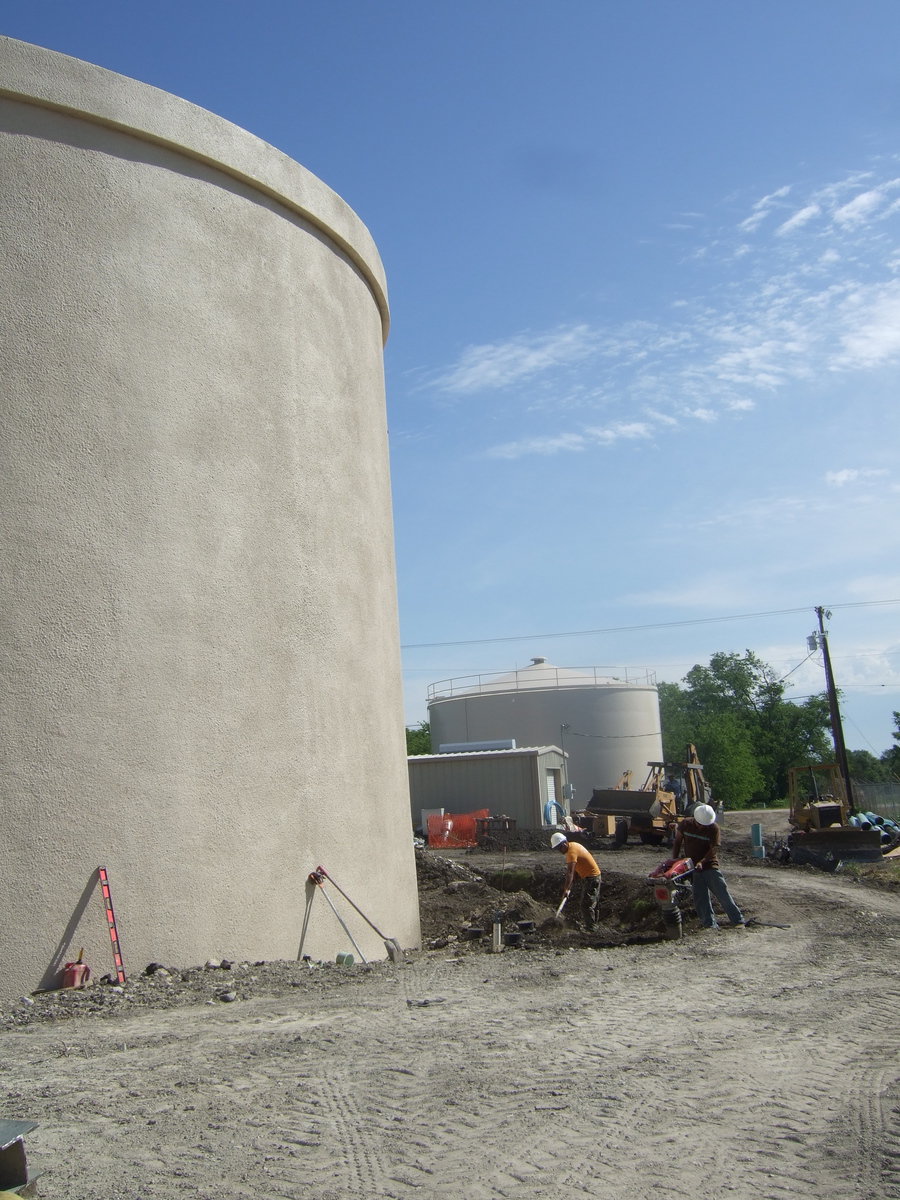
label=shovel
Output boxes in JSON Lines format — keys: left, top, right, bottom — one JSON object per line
{"left": 551, "top": 890, "right": 570, "bottom": 925}
{"left": 314, "top": 866, "right": 404, "bottom": 963}
{"left": 308, "top": 873, "right": 369, "bottom": 964}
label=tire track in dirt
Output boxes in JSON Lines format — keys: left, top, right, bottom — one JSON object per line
{"left": 878, "top": 1079, "right": 900, "bottom": 1199}
{"left": 774, "top": 914, "right": 900, "bottom": 1200}
{"left": 261, "top": 965, "right": 616, "bottom": 1198}
{"left": 270, "top": 1076, "right": 396, "bottom": 1197}
{"left": 162, "top": 927, "right": 900, "bottom": 1200}
{"left": 560, "top": 913, "right": 898, "bottom": 1200}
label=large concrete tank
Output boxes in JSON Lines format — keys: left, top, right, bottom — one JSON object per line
{"left": 0, "top": 37, "right": 419, "bottom": 1000}
{"left": 428, "top": 657, "right": 663, "bottom": 812}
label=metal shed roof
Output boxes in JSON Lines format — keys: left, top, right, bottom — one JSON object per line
{"left": 408, "top": 745, "right": 563, "bottom": 762}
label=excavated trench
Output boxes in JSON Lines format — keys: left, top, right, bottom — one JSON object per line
{"left": 415, "top": 848, "right": 697, "bottom": 951}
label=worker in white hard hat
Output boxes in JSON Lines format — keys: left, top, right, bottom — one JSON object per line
{"left": 550, "top": 832, "right": 602, "bottom": 929}
{"left": 672, "top": 803, "right": 745, "bottom": 930}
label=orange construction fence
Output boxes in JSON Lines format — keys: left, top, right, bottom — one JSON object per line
{"left": 426, "top": 809, "right": 490, "bottom": 849}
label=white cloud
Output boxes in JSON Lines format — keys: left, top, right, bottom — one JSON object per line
{"left": 584, "top": 421, "right": 652, "bottom": 444}
{"left": 825, "top": 468, "right": 889, "bottom": 487}
{"left": 761, "top": 635, "right": 900, "bottom": 699}
{"left": 711, "top": 335, "right": 804, "bottom": 389}
{"left": 485, "top": 419, "right": 654, "bottom": 460}
{"left": 644, "top": 407, "right": 679, "bottom": 426}
{"left": 834, "top": 189, "right": 887, "bottom": 227}
{"left": 739, "top": 184, "right": 792, "bottom": 233}
{"left": 833, "top": 283, "right": 900, "bottom": 367}
{"left": 429, "top": 325, "right": 596, "bottom": 394}
{"left": 830, "top": 180, "right": 900, "bottom": 228}
{"left": 685, "top": 407, "right": 717, "bottom": 422}
{"left": 485, "top": 432, "right": 587, "bottom": 459}
{"left": 809, "top": 170, "right": 875, "bottom": 210}
{"left": 776, "top": 204, "right": 821, "bottom": 236}
{"left": 416, "top": 160, "right": 900, "bottom": 462}
{"left": 826, "top": 469, "right": 860, "bottom": 487}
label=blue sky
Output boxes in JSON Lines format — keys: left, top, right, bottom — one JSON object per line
{"left": 4, "top": 2, "right": 899, "bottom": 754}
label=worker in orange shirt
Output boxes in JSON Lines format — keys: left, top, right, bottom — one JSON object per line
{"left": 550, "top": 832, "right": 602, "bottom": 929}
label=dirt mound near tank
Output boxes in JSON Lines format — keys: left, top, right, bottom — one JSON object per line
{"left": 415, "top": 847, "right": 678, "bottom": 950}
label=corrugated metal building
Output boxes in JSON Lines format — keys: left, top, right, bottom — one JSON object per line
{"left": 408, "top": 746, "right": 566, "bottom": 833}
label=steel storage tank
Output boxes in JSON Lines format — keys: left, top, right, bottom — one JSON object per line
{"left": 427, "top": 657, "right": 664, "bottom": 814}
{"left": 0, "top": 38, "right": 419, "bottom": 1000}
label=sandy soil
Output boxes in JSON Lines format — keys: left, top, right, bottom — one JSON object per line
{"left": 2, "top": 810, "right": 899, "bottom": 1200}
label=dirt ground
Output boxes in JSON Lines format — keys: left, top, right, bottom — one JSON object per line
{"left": 2, "top": 809, "right": 899, "bottom": 1200}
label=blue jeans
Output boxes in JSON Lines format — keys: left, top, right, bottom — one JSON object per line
{"left": 692, "top": 867, "right": 744, "bottom": 927}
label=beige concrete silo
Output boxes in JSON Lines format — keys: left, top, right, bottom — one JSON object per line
{"left": 0, "top": 37, "right": 419, "bottom": 1000}
{"left": 428, "top": 657, "right": 664, "bottom": 811}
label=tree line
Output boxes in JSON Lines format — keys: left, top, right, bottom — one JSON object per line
{"left": 660, "top": 650, "right": 900, "bottom": 807}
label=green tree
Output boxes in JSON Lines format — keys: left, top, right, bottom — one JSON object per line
{"left": 846, "top": 748, "right": 892, "bottom": 783}
{"left": 692, "top": 709, "right": 764, "bottom": 808}
{"left": 658, "top": 680, "right": 693, "bottom": 761}
{"left": 659, "top": 650, "right": 831, "bottom": 807}
{"left": 755, "top": 689, "right": 831, "bottom": 800}
{"left": 405, "top": 721, "right": 431, "bottom": 756}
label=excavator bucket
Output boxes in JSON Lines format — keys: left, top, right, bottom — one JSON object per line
{"left": 789, "top": 827, "right": 883, "bottom": 870}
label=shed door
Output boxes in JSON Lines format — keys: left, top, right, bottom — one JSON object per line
{"left": 546, "top": 770, "right": 557, "bottom": 805}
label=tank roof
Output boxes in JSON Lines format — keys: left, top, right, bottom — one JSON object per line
{"left": 428, "top": 658, "right": 657, "bottom": 702}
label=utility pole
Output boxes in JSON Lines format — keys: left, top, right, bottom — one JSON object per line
{"left": 812, "top": 606, "right": 855, "bottom": 813}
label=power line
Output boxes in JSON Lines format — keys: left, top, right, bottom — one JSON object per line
{"left": 842, "top": 712, "right": 883, "bottom": 757}
{"left": 778, "top": 651, "right": 817, "bottom": 683}
{"left": 400, "top": 598, "right": 900, "bottom": 651}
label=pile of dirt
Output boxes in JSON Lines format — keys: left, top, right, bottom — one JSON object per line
{"left": 414, "top": 846, "right": 680, "bottom": 951}
{"left": 471, "top": 828, "right": 561, "bottom": 852}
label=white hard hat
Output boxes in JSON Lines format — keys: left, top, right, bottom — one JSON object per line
{"left": 550, "top": 832, "right": 568, "bottom": 849}
{"left": 693, "top": 804, "right": 717, "bottom": 826}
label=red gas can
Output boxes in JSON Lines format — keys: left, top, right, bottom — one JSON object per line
{"left": 61, "top": 960, "right": 91, "bottom": 988}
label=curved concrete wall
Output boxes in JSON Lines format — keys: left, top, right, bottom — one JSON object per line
{"left": 0, "top": 37, "right": 418, "bottom": 1000}
{"left": 429, "top": 683, "right": 663, "bottom": 809}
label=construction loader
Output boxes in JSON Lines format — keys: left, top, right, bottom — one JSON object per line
{"left": 577, "top": 745, "right": 712, "bottom": 847}
{"left": 787, "top": 764, "right": 883, "bottom": 867}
